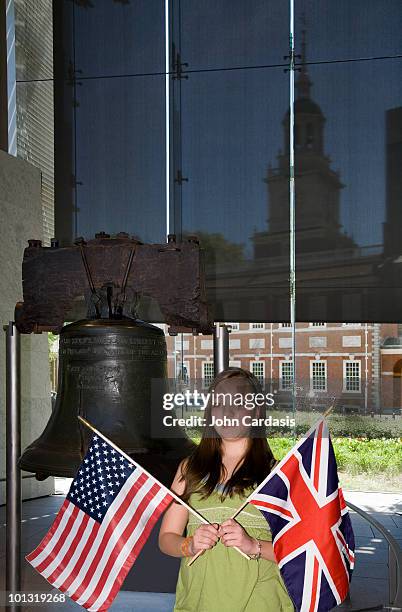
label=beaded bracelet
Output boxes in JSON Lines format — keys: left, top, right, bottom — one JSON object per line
{"left": 180, "top": 535, "right": 194, "bottom": 557}
{"left": 248, "top": 538, "right": 262, "bottom": 560}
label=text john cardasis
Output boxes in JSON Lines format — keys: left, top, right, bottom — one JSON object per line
{"left": 162, "top": 414, "right": 295, "bottom": 428}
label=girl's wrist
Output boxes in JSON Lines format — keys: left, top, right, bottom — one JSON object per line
{"left": 180, "top": 535, "right": 194, "bottom": 557}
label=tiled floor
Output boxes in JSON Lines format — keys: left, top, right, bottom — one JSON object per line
{"left": 0, "top": 491, "right": 400, "bottom": 611}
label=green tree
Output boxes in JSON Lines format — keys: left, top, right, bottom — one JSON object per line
{"left": 183, "top": 231, "right": 245, "bottom": 267}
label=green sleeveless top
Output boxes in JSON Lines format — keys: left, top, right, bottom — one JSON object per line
{"left": 174, "top": 483, "right": 294, "bottom": 612}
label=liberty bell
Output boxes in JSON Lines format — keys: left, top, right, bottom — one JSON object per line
{"left": 19, "top": 316, "right": 195, "bottom": 486}
{"left": 16, "top": 233, "right": 211, "bottom": 487}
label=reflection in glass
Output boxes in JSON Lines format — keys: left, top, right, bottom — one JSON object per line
{"left": 73, "top": 0, "right": 165, "bottom": 78}
{"left": 74, "top": 75, "right": 166, "bottom": 243}
{"left": 179, "top": 0, "right": 288, "bottom": 71}
{"left": 295, "top": 1, "right": 402, "bottom": 63}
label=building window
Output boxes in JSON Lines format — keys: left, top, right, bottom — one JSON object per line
{"left": 229, "top": 360, "right": 241, "bottom": 368}
{"left": 249, "top": 338, "right": 265, "bottom": 349}
{"left": 309, "top": 336, "right": 327, "bottom": 348}
{"left": 343, "top": 360, "right": 361, "bottom": 392}
{"left": 311, "top": 361, "right": 327, "bottom": 392}
{"left": 279, "top": 323, "right": 292, "bottom": 328}
{"left": 280, "top": 361, "right": 293, "bottom": 390}
{"left": 201, "top": 339, "right": 213, "bottom": 349}
{"left": 342, "top": 336, "right": 361, "bottom": 347}
{"left": 251, "top": 361, "right": 265, "bottom": 384}
{"left": 342, "top": 323, "right": 361, "bottom": 327}
{"left": 309, "top": 322, "right": 326, "bottom": 327}
{"left": 228, "top": 323, "right": 240, "bottom": 331}
{"left": 175, "top": 338, "right": 189, "bottom": 350}
{"left": 250, "top": 323, "right": 265, "bottom": 330}
{"left": 202, "top": 362, "right": 214, "bottom": 388}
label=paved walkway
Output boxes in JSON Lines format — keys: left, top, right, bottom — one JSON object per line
{"left": 0, "top": 490, "right": 400, "bottom": 610}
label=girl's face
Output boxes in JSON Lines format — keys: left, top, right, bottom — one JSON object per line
{"left": 209, "top": 377, "right": 256, "bottom": 440}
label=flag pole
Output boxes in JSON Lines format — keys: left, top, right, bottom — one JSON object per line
{"left": 77, "top": 416, "right": 250, "bottom": 564}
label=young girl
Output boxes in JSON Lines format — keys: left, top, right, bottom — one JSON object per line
{"left": 158, "top": 367, "right": 294, "bottom": 611}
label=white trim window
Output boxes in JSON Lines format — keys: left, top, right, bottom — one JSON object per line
{"left": 310, "top": 360, "right": 327, "bottom": 392}
{"left": 279, "top": 323, "right": 292, "bottom": 328}
{"left": 309, "top": 322, "right": 326, "bottom": 327}
{"left": 343, "top": 360, "right": 361, "bottom": 392}
{"left": 250, "top": 323, "right": 265, "bottom": 330}
{"left": 251, "top": 361, "right": 265, "bottom": 384}
{"left": 202, "top": 361, "right": 214, "bottom": 388}
{"left": 228, "top": 322, "right": 240, "bottom": 331}
{"left": 230, "top": 360, "right": 241, "bottom": 368}
{"left": 280, "top": 360, "right": 293, "bottom": 390}
{"left": 342, "top": 323, "right": 361, "bottom": 327}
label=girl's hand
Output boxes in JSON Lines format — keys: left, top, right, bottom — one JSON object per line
{"left": 218, "top": 519, "right": 257, "bottom": 555}
{"left": 191, "top": 523, "right": 220, "bottom": 555}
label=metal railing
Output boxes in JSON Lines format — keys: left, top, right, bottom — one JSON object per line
{"left": 346, "top": 501, "right": 402, "bottom": 610}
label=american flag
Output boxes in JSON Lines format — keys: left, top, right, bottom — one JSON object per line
{"left": 248, "top": 418, "right": 355, "bottom": 612}
{"left": 26, "top": 433, "right": 174, "bottom": 611}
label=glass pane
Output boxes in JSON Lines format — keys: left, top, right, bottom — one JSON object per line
{"left": 73, "top": 0, "right": 165, "bottom": 78}
{"left": 295, "top": 0, "right": 402, "bottom": 63}
{"left": 74, "top": 75, "right": 166, "bottom": 243}
{"left": 179, "top": 0, "right": 288, "bottom": 71}
{"left": 179, "top": 66, "right": 289, "bottom": 322}
{"left": 290, "top": 58, "right": 402, "bottom": 321}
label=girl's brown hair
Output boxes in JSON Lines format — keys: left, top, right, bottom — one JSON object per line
{"left": 179, "top": 367, "right": 276, "bottom": 503}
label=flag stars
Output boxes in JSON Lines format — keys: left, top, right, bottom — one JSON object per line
{"left": 67, "top": 437, "right": 135, "bottom": 523}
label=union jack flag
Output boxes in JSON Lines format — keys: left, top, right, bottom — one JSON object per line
{"left": 249, "top": 418, "right": 355, "bottom": 612}
{"left": 26, "top": 433, "right": 174, "bottom": 611}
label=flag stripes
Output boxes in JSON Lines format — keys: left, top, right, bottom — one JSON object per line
{"left": 26, "top": 434, "right": 174, "bottom": 611}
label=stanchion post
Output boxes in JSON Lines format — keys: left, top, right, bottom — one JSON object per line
{"left": 213, "top": 323, "right": 229, "bottom": 376}
{"left": 4, "top": 321, "right": 22, "bottom": 604}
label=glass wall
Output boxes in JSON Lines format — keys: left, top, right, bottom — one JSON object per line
{"left": 10, "top": 0, "right": 402, "bottom": 494}
{"left": 51, "top": 0, "right": 402, "bottom": 324}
